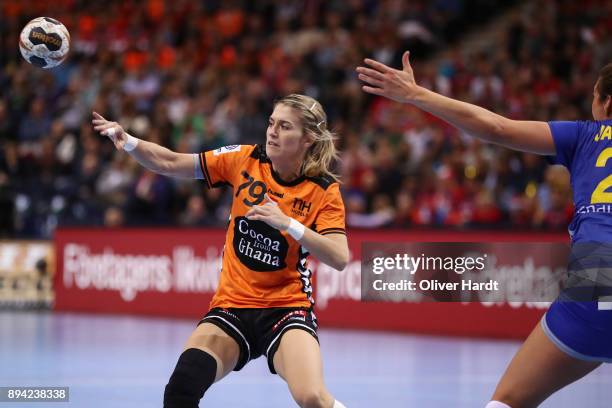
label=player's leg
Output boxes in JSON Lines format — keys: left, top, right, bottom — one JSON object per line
{"left": 272, "top": 329, "right": 344, "bottom": 408}
{"left": 184, "top": 322, "right": 241, "bottom": 381}
{"left": 488, "top": 322, "right": 601, "bottom": 408}
{"left": 163, "top": 322, "right": 241, "bottom": 407}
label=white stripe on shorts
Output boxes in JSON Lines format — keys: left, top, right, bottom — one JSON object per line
{"left": 202, "top": 315, "right": 251, "bottom": 362}
{"left": 266, "top": 323, "right": 317, "bottom": 357}
{"left": 598, "top": 302, "right": 612, "bottom": 310}
{"left": 540, "top": 315, "right": 612, "bottom": 363}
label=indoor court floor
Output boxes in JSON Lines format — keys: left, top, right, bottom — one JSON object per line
{"left": 1, "top": 311, "right": 610, "bottom": 407}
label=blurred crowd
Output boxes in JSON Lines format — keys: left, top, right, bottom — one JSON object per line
{"left": 0, "top": 0, "right": 610, "bottom": 238}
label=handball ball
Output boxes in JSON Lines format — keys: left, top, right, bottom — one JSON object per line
{"left": 19, "top": 17, "right": 70, "bottom": 69}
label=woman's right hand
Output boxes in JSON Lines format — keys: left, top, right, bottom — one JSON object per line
{"left": 92, "top": 111, "right": 128, "bottom": 150}
{"left": 355, "top": 51, "right": 422, "bottom": 104}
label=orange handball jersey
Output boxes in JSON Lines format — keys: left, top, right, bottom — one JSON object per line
{"left": 199, "top": 144, "right": 346, "bottom": 309}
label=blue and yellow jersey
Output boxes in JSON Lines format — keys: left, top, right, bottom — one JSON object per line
{"left": 548, "top": 120, "right": 612, "bottom": 243}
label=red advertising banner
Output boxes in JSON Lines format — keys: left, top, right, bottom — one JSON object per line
{"left": 54, "top": 228, "right": 569, "bottom": 339}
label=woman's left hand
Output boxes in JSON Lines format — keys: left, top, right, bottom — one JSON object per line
{"left": 245, "top": 194, "right": 291, "bottom": 231}
{"left": 356, "top": 51, "right": 421, "bottom": 104}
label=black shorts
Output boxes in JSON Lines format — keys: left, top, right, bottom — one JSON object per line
{"left": 199, "top": 307, "right": 319, "bottom": 374}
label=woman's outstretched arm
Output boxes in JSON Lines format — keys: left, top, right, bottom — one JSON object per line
{"left": 356, "top": 51, "right": 555, "bottom": 155}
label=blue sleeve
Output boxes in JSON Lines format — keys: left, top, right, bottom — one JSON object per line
{"left": 547, "top": 121, "right": 580, "bottom": 168}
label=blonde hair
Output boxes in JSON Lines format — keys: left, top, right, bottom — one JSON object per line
{"left": 275, "top": 94, "right": 340, "bottom": 181}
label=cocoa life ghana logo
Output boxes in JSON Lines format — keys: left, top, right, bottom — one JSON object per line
{"left": 233, "top": 217, "right": 288, "bottom": 271}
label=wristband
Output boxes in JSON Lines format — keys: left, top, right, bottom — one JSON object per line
{"left": 123, "top": 134, "right": 139, "bottom": 152}
{"left": 286, "top": 218, "right": 305, "bottom": 240}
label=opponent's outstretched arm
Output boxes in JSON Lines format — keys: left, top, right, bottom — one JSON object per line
{"left": 92, "top": 112, "right": 196, "bottom": 178}
{"left": 356, "top": 52, "right": 555, "bottom": 155}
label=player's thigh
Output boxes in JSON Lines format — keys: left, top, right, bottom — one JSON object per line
{"left": 492, "top": 322, "right": 601, "bottom": 408}
{"left": 184, "top": 322, "right": 240, "bottom": 382}
{"left": 273, "top": 329, "right": 332, "bottom": 404}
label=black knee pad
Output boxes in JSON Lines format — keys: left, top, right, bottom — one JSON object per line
{"left": 163, "top": 348, "right": 217, "bottom": 408}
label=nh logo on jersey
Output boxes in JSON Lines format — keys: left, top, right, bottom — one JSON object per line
{"left": 291, "top": 198, "right": 312, "bottom": 217}
{"left": 594, "top": 125, "right": 612, "bottom": 142}
{"left": 213, "top": 145, "right": 241, "bottom": 155}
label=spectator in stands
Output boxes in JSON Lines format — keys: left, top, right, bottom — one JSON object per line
{"left": 0, "top": 0, "right": 604, "bottom": 237}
